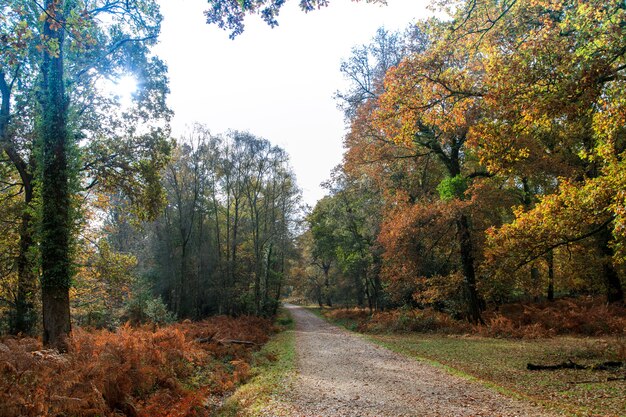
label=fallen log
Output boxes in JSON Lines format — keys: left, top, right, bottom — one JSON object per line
{"left": 527, "top": 360, "right": 623, "bottom": 371}
{"left": 218, "top": 339, "right": 256, "bottom": 346}
{"left": 195, "top": 331, "right": 218, "bottom": 344}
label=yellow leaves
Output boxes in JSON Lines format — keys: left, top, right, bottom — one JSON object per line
{"left": 374, "top": 44, "right": 484, "bottom": 151}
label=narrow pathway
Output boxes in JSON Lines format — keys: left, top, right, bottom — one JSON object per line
{"left": 284, "top": 303, "right": 553, "bottom": 417}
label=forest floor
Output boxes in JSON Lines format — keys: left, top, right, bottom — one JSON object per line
{"left": 250, "top": 304, "right": 556, "bottom": 417}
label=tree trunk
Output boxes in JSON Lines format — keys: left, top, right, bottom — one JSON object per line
{"left": 531, "top": 266, "right": 540, "bottom": 302}
{"left": 546, "top": 250, "right": 554, "bottom": 302}
{"left": 597, "top": 226, "right": 624, "bottom": 303}
{"left": 42, "top": 286, "right": 71, "bottom": 350}
{"left": 323, "top": 264, "right": 332, "bottom": 307}
{"left": 39, "top": 0, "right": 72, "bottom": 351}
{"left": 354, "top": 274, "right": 369, "bottom": 307}
{"left": 1, "top": 71, "right": 38, "bottom": 335}
{"left": 262, "top": 244, "right": 273, "bottom": 313}
{"left": 11, "top": 187, "right": 37, "bottom": 335}
{"left": 364, "top": 272, "right": 373, "bottom": 312}
{"left": 456, "top": 214, "right": 483, "bottom": 324}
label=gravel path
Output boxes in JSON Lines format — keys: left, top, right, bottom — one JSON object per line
{"left": 284, "top": 303, "right": 553, "bottom": 417}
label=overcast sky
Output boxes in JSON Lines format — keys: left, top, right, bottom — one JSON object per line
{"left": 154, "top": 0, "right": 431, "bottom": 206}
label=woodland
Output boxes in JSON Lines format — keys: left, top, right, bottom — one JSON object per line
{"left": 0, "top": 0, "right": 625, "bottom": 416}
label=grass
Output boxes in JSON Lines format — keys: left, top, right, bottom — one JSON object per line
{"left": 217, "top": 309, "right": 297, "bottom": 417}
{"left": 309, "top": 306, "right": 626, "bottom": 417}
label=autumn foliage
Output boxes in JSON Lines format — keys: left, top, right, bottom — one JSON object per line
{"left": 296, "top": 0, "right": 626, "bottom": 325}
{"left": 0, "top": 317, "right": 272, "bottom": 417}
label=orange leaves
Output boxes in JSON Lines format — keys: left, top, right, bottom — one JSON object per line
{"left": 378, "top": 198, "right": 464, "bottom": 304}
{"left": 0, "top": 317, "right": 272, "bottom": 417}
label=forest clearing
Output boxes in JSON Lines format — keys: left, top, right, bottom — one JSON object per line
{"left": 1, "top": 0, "right": 626, "bottom": 416}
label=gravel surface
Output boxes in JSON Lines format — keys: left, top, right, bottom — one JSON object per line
{"left": 283, "top": 303, "right": 554, "bottom": 417}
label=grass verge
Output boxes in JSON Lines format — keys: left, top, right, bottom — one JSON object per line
{"left": 309, "top": 306, "right": 626, "bottom": 417}
{"left": 217, "top": 309, "right": 297, "bottom": 417}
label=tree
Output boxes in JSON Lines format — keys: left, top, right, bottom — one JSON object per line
{"left": 37, "top": 0, "right": 75, "bottom": 350}
{"left": 1, "top": 3, "right": 39, "bottom": 335}
{"left": 146, "top": 127, "right": 301, "bottom": 318}
{"left": 455, "top": 0, "right": 626, "bottom": 303}
{"left": 0, "top": 0, "right": 170, "bottom": 346}
{"left": 373, "top": 19, "right": 491, "bottom": 323}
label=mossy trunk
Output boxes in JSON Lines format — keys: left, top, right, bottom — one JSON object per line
{"left": 39, "top": 0, "right": 72, "bottom": 351}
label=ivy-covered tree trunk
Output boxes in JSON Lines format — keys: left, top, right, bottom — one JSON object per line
{"left": 39, "top": 0, "right": 72, "bottom": 351}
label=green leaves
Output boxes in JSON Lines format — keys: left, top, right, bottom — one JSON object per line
{"left": 437, "top": 175, "right": 468, "bottom": 201}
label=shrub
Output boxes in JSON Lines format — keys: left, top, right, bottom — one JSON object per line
{"left": 477, "top": 296, "right": 626, "bottom": 338}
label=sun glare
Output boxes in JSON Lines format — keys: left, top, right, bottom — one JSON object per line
{"left": 109, "top": 74, "right": 138, "bottom": 108}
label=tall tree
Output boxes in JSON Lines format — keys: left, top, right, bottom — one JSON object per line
{"left": 457, "top": 0, "right": 626, "bottom": 303}
{"left": 38, "top": 0, "right": 72, "bottom": 350}
{"left": 373, "top": 19, "right": 490, "bottom": 323}
{"left": 0, "top": 0, "right": 170, "bottom": 344}
{"left": 1, "top": 3, "right": 39, "bottom": 335}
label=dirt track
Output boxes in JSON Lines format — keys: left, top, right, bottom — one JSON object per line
{"left": 282, "top": 303, "right": 553, "bottom": 417}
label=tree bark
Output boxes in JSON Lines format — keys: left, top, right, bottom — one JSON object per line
{"left": 456, "top": 214, "right": 483, "bottom": 324}
{"left": 39, "top": 0, "right": 72, "bottom": 351}
{"left": 12, "top": 186, "right": 37, "bottom": 335}
{"left": 597, "top": 226, "right": 624, "bottom": 303}
{"left": 546, "top": 250, "right": 554, "bottom": 301}
{"left": 1, "top": 71, "right": 38, "bottom": 335}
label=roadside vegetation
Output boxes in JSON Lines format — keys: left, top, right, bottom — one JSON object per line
{"left": 0, "top": 317, "right": 273, "bottom": 417}
{"left": 218, "top": 310, "right": 297, "bottom": 417}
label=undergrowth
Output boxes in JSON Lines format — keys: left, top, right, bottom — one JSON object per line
{"left": 0, "top": 316, "right": 273, "bottom": 417}
{"left": 320, "top": 296, "right": 626, "bottom": 339}
{"left": 217, "top": 309, "right": 296, "bottom": 416}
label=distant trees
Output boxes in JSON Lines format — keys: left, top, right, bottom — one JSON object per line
{"left": 141, "top": 128, "right": 301, "bottom": 318}
{"left": 300, "top": 170, "right": 384, "bottom": 310}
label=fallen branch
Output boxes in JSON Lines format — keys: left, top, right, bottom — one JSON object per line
{"left": 527, "top": 360, "right": 623, "bottom": 371}
{"left": 194, "top": 333, "right": 256, "bottom": 346}
{"left": 195, "top": 331, "right": 218, "bottom": 344}
{"left": 218, "top": 339, "right": 256, "bottom": 346}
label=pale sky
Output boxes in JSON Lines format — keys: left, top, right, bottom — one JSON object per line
{"left": 154, "top": 0, "right": 432, "bottom": 206}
